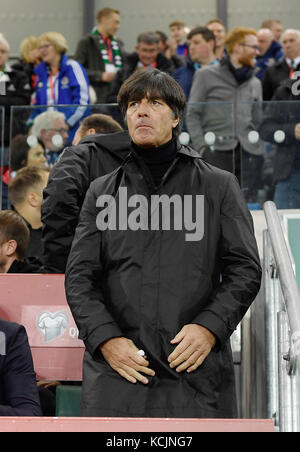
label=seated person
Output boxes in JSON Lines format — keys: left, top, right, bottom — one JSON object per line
{"left": 0, "top": 210, "right": 43, "bottom": 273}
{"left": 72, "top": 113, "right": 123, "bottom": 145}
{"left": 30, "top": 110, "right": 69, "bottom": 167}
{"left": 9, "top": 167, "right": 49, "bottom": 264}
{"left": 9, "top": 134, "right": 47, "bottom": 174}
{"left": 0, "top": 318, "right": 42, "bottom": 416}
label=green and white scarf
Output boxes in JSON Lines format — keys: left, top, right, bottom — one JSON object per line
{"left": 93, "top": 30, "right": 122, "bottom": 69}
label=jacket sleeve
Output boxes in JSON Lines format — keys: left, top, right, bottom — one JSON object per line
{"left": 41, "top": 146, "right": 91, "bottom": 273}
{"left": 186, "top": 70, "right": 207, "bottom": 151}
{"left": 192, "top": 174, "right": 262, "bottom": 347}
{"left": 74, "top": 37, "right": 104, "bottom": 84}
{"left": 65, "top": 60, "right": 90, "bottom": 128}
{"left": 0, "top": 325, "right": 42, "bottom": 416}
{"left": 65, "top": 182, "right": 123, "bottom": 357}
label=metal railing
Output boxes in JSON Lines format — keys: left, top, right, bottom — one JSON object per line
{"left": 264, "top": 201, "right": 300, "bottom": 432}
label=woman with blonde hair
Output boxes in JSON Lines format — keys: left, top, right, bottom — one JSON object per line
{"left": 33, "top": 31, "right": 90, "bottom": 143}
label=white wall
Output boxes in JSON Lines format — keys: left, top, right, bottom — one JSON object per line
{"left": 0, "top": 0, "right": 83, "bottom": 57}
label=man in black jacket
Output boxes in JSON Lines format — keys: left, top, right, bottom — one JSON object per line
{"left": 263, "top": 29, "right": 300, "bottom": 100}
{"left": 75, "top": 7, "right": 126, "bottom": 103}
{"left": 0, "top": 318, "right": 42, "bottom": 416}
{"left": 65, "top": 69, "right": 262, "bottom": 418}
{"left": 106, "top": 32, "right": 173, "bottom": 104}
{"left": 260, "top": 77, "right": 300, "bottom": 208}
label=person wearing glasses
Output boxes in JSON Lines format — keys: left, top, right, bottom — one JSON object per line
{"left": 32, "top": 32, "right": 90, "bottom": 145}
{"left": 186, "top": 27, "right": 265, "bottom": 204}
{"left": 30, "top": 110, "right": 69, "bottom": 167}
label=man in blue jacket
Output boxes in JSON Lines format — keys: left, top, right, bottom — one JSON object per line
{"left": 173, "top": 27, "right": 219, "bottom": 100}
{"left": 255, "top": 28, "right": 283, "bottom": 81}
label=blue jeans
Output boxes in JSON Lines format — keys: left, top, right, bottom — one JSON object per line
{"left": 274, "top": 169, "right": 300, "bottom": 209}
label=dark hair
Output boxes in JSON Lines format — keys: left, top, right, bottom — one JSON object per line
{"left": 0, "top": 210, "right": 29, "bottom": 261}
{"left": 9, "top": 134, "right": 45, "bottom": 172}
{"left": 9, "top": 166, "right": 49, "bottom": 207}
{"left": 156, "top": 31, "right": 168, "bottom": 44}
{"left": 117, "top": 69, "right": 186, "bottom": 138}
{"left": 137, "top": 32, "right": 159, "bottom": 45}
{"left": 80, "top": 114, "right": 123, "bottom": 135}
{"left": 187, "top": 26, "right": 216, "bottom": 43}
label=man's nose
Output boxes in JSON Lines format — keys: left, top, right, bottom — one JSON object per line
{"left": 137, "top": 102, "right": 150, "bottom": 116}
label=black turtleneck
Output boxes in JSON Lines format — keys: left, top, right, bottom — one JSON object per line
{"left": 132, "top": 138, "right": 177, "bottom": 187}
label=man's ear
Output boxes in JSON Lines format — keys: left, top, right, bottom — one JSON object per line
{"left": 5, "top": 240, "right": 18, "bottom": 257}
{"left": 87, "top": 128, "right": 97, "bottom": 135}
{"left": 27, "top": 191, "right": 39, "bottom": 208}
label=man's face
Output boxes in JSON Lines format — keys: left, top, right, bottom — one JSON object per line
{"left": 170, "top": 26, "right": 186, "bottom": 44}
{"left": 188, "top": 34, "right": 214, "bottom": 64}
{"left": 207, "top": 22, "right": 226, "bottom": 48}
{"left": 32, "top": 172, "right": 49, "bottom": 210}
{"left": 257, "top": 31, "right": 273, "bottom": 56}
{"left": 102, "top": 12, "right": 120, "bottom": 36}
{"left": 26, "top": 143, "right": 47, "bottom": 167}
{"left": 282, "top": 32, "right": 300, "bottom": 60}
{"left": 272, "top": 22, "right": 283, "bottom": 42}
{"left": 238, "top": 34, "right": 259, "bottom": 67}
{"left": 41, "top": 118, "right": 69, "bottom": 150}
{"left": 136, "top": 42, "right": 159, "bottom": 66}
{"left": 126, "top": 96, "right": 179, "bottom": 148}
{"left": 0, "top": 43, "right": 9, "bottom": 68}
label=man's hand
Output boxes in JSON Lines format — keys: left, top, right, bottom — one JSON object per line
{"left": 99, "top": 337, "right": 155, "bottom": 384}
{"left": 168, "top": 324, "right": 216, "bottom": 374}
{"left": 101, "top": 72, "right": 116, "bottom": 83}
{"left": 295, "top": 123, "right": 300, "bottom": 140}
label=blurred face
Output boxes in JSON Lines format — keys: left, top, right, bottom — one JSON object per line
{"left": 257, "top": 31, "right": 273, "bottom": 56}
{"left": 126, "top": 96, "right": 179, "bottom": 149}
{"left": 238, "top": 34, "right": 259, "bottom": 67}
{"left": 272, "top": 22, "right": 283, "bottom": 42}
{"left": 282, "top": 32, "right": 300, "bottom": 60}
{"left": 0, "top": 42, "right": 9, "bottom": 68}
{"left": 170, "top": 26, "right": 186, "bottom": 45}
{"left": 101, "top": 12, "right": 120, "bottom": 36}
{"left": 32, "top": 172, "right": 49, "bottom": 209}
{"left": 41, "top": 118, "right": 69, "bottom": 150}
{"left": 39, "top": 40, "right": 59, "bottom": 64}
{"left": 188, "top": 34, "right": 214, "bottom": 64}
{"left": 27, "top": 47, "right": 42, "bottom": 65}
{"left": 207, "top": 22, "right": 226, "bottom": 48}
{"left": 136, "top": 42, "right": 159, "bottom": 66}
{"left": 26, "top": 143, "right": 47, "bottom": 168}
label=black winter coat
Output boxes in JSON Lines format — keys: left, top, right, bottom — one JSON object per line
{"left": 262, "top": 58, "right": 300, "bottom": 101}
{"left": 65, "top": 145, "right": 262, "bottom": 418}
{"left": 41, "top": 132, "right": 131, "bottom": 273}
{"left": 260, "top": 79, "right": 300, "bottom": 182}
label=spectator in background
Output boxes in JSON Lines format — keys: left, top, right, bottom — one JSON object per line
{"left": 30, "top": 110, "right": 69, "bottom": 167}
{"left": 9, "top": 167, "right": 49, "bottom": 264}
{"left": 75, "top": 8, "right": 126, "bottom": 103}
{"left": 173, "top": 26, "right": 218, "bottom": 100}
{"left": 261, "top": 19, "right": 283, "bottom": 43}
{"left": 263, "top": 29, "right": 300, "bottom": 101}
{"left": 72, "top": 113, "right": 123, "bottom": 145}
{"left": 0, "top": 33, "right": 31, "bottom": 147}
{"left": 186, "top": 27, "right": 264, "bottom": 203}
{"left": 106, "top": 32, "right": 173, "bottom": 104}
{"left": 206, "top": 18, "right": 227, "bottom": 60}
{"left": 255, "top": 28, "right": 283, "bottom": 81}
{"left": 169, "top": 20, "right": 188, "bottom": 58}
{"left": 0, "top": 318, "right": 42, "bottom": 416}
{"left": 12, "top": 36, "right": 42, "bottom": 97}
{"left": 156, "top": 31, "right": 184, "bottom": 71}
{"left": 0, "top": 210, "right": 42, "bottom": 273}
{"left": 9, "top": 134, "right": 46, "bottom": 174}
{"left": 33, "top": 31, "right": 90, "bottom": 144}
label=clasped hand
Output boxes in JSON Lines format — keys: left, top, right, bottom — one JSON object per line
{"left": 99, "top": 324, "right": 216, "bottom": 384}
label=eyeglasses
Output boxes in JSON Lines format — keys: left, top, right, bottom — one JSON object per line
{"left": 240, "top": 43, "right": 260, "bottom": 52}
{"left": 39, "top": 43, "right": 53, "bottom": 51}
{"left": 49, "top": 128, "right": 69, "bottom": 134}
